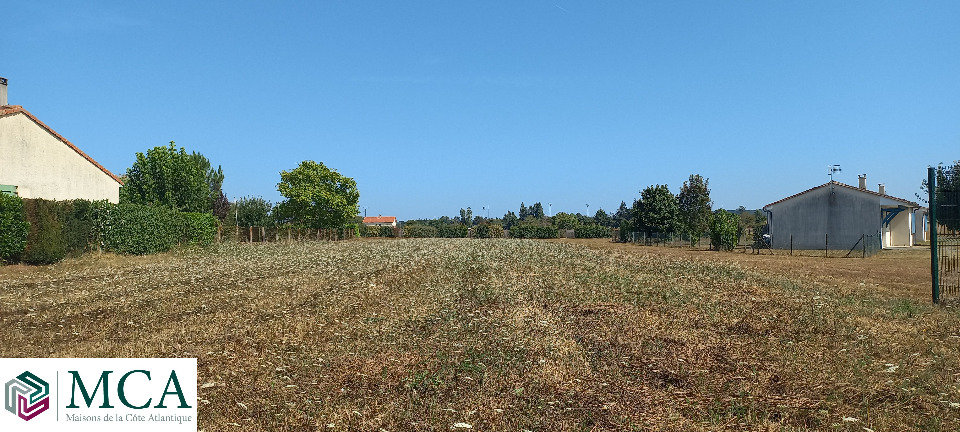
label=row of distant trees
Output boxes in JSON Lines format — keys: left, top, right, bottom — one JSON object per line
{"left": 398, "top": 174, "right": 766, "bottom": 249}
{"left": 119, "top": 142, "right": 359, "bottom": 229}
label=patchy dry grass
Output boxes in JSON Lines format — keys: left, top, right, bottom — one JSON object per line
{"left": 1, "top": 239, "right": 958, "bottom": 431}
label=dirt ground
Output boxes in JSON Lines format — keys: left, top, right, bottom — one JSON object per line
{"left": 562, "top": 239, "right": 933, "bottom": 301}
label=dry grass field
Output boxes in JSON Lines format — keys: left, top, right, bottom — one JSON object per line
{"left": 1, "top": 238, "right": 958, "bottom": 431}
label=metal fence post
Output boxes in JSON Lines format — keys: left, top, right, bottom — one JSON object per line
{"left": 825, "top": 233, "right": 829, "bottom": 258}
{"left": 930, "top": 167, "right": 939, "bottom": 304}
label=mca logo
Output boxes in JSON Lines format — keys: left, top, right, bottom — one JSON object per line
{"left": 5, "top": 371, "right": 49, "bottom": 421}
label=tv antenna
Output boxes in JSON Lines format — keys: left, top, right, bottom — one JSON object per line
{"left": 828, "top": 165, "right": 841, "bottom": 182}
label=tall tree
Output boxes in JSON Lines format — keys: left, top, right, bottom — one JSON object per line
{"left": 677, "top": 174, "right": 712, "bottom": 244}
{"left": 232, "top": 196, "right": 274, "bottom": 227}
{"left": 274, "top": 160, "right": 359, "bottom": 228}
{"left": 459, "top": 207, "right": 473, "bottom": 226}
{"left": 519, "top": 202, "right": 529, "bottom": 220}
{"left": 594, "top": 208, "right": 612, "bottom": 227}
{"left": 502, "top": 211, "right": 519, "bottom": 229}
{"left": 552, "top": 212, "right": 578, "bottom": 230}
{"left": 120, "top": 142, "right": 211, "bottom": 213}
{"left": 531, "top": 202, "right": 545, "bottom": 219}
{"left": 636, "top": 184, "right": 680, "bottom": 235}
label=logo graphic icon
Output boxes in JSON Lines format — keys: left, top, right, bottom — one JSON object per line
{"left": 5, "top": 371, "right": 49, "bottom": 421}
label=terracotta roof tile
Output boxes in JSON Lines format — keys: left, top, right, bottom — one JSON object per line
{"left": 0, "top": 105, "right": 123, "bottom": 185}
{"left": 763, "top": 181, "right": 919, "bottom": 209}
{"left": 363, "top": 216, "right": 397, "bottom": 224}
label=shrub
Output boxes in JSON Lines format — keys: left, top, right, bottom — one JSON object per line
{"left": 22, "top": 199, "right": 67, "bottom": 264}
{"left": 180, "top": 212, "right": 219, "bottom": 246}
{"left": 404, "top": 224, "right": 438, "bottom": 238}
{"left": 473, "top": 223, "right": 503, "bottom": 239}
{"left": 574, "top": 224, "right": 610, "bottom": 239}
{"left": 0, "top": 194, "right": 29, "bottom": 263}
{"left": 710, "top": 209, "right": 740, "bottom": 251}
{"left": 510, "top": 222, "right": 559, "bottom": 239}
{"left": 102, "top": 204, "right": 180, "bottom": 255}
{"left": 437, "top": 224, "right": 468, "bottom": 238}
{"left": 379, "top": 226, "right": 397, "bottom": 238}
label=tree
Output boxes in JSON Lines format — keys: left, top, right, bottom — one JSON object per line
{"left": 636, "top": 184, "right": 680, "bottom": 235}
{"left": 519, "top": 202, "right": 529, "bottom": 220}
{"left": 120, "top": 142, "right": 213, "bottom": 213}
{"left": 677, "top": 174, "right": 712, "bottom": 244}
{"left": 531, "top": 202, "right": 545, "bottom": 219}
{"left": 502, "top": 211, "right": 519, "bottom": 229}
{"left": 710, "top": 209, "right": 739, "bottom": 251}
{"left": 459, "top": 207, "right": 474, "bottom": 226}
{"left": 594, "top": 208, "right": 612, "bottom": 227}
{"left": 274, "top": 160, "right": 359, "bottom": 228}
{"left": 552, "top": 212, "right": 578, "bottom": 230}
{"left": 232, "top": 196, "right": 274, "bottom": 227}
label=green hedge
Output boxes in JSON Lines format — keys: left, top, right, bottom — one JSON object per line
{"left": 509, "top": 223, "right": 559, "bottom": 239}
{"left": 574, "top": 224, "right": 611, "bottom": 239}
{"left": 22, "top": 199, "right": 67, "bottom": 264}
{"left": 437, "top": 224, "right": 468, "bottom": 238}
{"left": 403, "top": 224, "right": 438, "bottom": 238}
{"left": 0, "top": 194, "right": 29, "bottom": 263}
{"left": 472, "top": 223, "right": 503, "bottom": 238}
{"left": 4, "top": 198, "right": 221, "bottom": 264}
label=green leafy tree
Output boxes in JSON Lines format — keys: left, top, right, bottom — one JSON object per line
{"left": 710, "top": 209, "right": 740, "bottom": 251}
{"left": 502, "top": 211, "right": 519, "bottom": 229}
{"left": 677, "top": 174, "right": 712, "bottom": 245}
{"left": 551, "top": 212, "right": 578, "bottom": 230}
{"left": 274, "top": 161, "right": 359, "bottom": 228}
{"left": 531, "top": 202, "right": 545, "bottom": 219}
{"left": 232, "top": 196, "right": 274, "bottom": 227}
{"left": 594, "top": 209, "right": 612, "bottom": 227}
{"left": 459, "top": 207, "right": 473, "bottom": 226}
{"left": 636, "top": 184, "right": 680, "bottom": 235}
{"left": 519, "top": 202, "right": 529, "bottom": 220}
{"left": 120, "top": 142, "right": 223, "bottom": 214}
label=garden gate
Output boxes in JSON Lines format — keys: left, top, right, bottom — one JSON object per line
{"left": 930, "top": 167, "right": 960, "bottom": 303}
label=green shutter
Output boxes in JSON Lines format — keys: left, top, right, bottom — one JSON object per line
{"left": 0, "top": 185, "right": 18, "bottom": 196}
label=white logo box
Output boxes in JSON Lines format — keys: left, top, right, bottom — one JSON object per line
{"left": 2, "top": 358, "right": 197, "bottom": 432}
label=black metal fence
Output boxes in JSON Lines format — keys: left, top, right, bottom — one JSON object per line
{"left": 932, "top": 168, "right": 960, "bottom": 303}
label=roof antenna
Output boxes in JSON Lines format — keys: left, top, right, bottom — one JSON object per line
{"left": 828, "top": 165, "right": 842, "bottom": 182}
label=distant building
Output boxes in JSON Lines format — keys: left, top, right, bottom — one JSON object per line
{"left": 0, "top": 77, "right": 122, "bottom": 202}
{"left": 763, "top": 176, "right": 920, "bottom": 250}
{"left": 363, "top": 216, "right": 397, "bottom": 227}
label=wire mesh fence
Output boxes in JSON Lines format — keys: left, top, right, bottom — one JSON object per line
{"left": 935, "top": 182, "right": 960, "bottom": 301}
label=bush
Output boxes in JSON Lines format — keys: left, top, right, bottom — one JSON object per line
{"left": 437, "top": 224, "right": 469, "bottom": 238}
{"left": 404, "top": 224, "right": 438, "bottom": 238}
{"left": 473, "top": 223, "right": 503, "bottom": 239}
{"left": 0, "top": 194, "right": 29, "bottom": 263}
{"left": 102, "top": 204, "right": 180, "bottom": 255}
{"left": 22, "top": 199, "right": 67, "bottom": 264}
{"left": 710, "top": 209, "right": 739, "bottom": 251}
{"left": 180, "top": 212, "right": 219, "bottom": 246}
{"left": 574, "top": 224, "right": 610, "bottom": 239}
{"left": 510, "top": 222, "right": 559, "bottom": 239}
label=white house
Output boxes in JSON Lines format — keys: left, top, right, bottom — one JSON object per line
{"left": 763, "top": 176, "right": 920, "bottom": 250}
{"left": 363, "top": 216, "right": 397, "bottom": 227}
{"left": 0, "top": 77, "right": 122, "bottom": 202}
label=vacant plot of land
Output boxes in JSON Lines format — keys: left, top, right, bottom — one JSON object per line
{"left": 1, "top": 239, "right": 958, "bottom": 431}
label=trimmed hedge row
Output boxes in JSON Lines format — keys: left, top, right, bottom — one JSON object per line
{"left": 4, "top": 198, "right": 220, "bottom": 264}
{"left": 509, "top": 223, "right": 559, "bottom": 239}
{"left": 0, "top": 194, "right": 30, "bottom": 263}
{"left": 574, "top": 224, "right": 611, "bottom": 239}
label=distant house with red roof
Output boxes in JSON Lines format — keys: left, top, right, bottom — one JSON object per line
{"left": 0, "top": 77, "right": 122, "bottom": 202}
{"left": 363, "top": 216, "right": 397, "bottom": 227}
{"left": 762, "top": 176, "right": 920, "bottom": 250}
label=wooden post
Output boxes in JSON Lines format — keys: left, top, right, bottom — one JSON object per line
{"left": 248, "top": 226, "right": 253, "bottom": 243}
{"left": 790, "top": 235, "right": 793, "bottom": 256}
{"left": 825, "top": 233, "right": 828, "bottom": 258}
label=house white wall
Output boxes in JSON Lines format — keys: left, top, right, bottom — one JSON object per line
{"left": 0, "top": 111, "right": 120, "bottom": 203}
{"left": 764, "top": 183, "right": 916, "bottom": 250}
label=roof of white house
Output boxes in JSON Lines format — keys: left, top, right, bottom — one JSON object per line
{"left": 763, "top": 181, "right": 919, "bottom": 209}
{"left": 363, "top": 216, "right": 397, "bottom": 224}
{"left": 0, "top": 105, "right": 123, "bottom": 185}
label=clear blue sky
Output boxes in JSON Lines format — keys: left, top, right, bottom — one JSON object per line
{"left": 4, "top": 1, "right": 958, "bottom": 220}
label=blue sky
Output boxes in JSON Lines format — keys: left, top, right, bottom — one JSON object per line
{"left": 3, "top": 1, "right": 958, "bottom": 220}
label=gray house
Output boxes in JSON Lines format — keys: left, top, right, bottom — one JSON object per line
{"left": 763, "top": 176, "right": 920, "bottom": 251}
